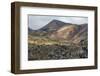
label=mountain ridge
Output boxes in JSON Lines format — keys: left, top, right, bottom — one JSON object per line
{"left": 28, "top": 19, "right": 88, "bottom": 44}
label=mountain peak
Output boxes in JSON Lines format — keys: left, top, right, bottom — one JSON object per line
{"left": 51, "top": 19, "right": 65, "bottom": 23}
{"left": 39, "top": 19, "right": 70, "bottom": 32}
{"left": 48, "top": 19, "right": 69, "bottom": 26}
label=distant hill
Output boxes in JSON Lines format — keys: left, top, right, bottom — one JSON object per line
{"left": 28, "top": 27, "right": 34, "bottom": 32}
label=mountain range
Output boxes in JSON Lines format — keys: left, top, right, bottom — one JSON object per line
{"left": 28, "top": 19, "right": 88, "bottom": 44}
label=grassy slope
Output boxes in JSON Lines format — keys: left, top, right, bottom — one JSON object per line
{"left": 28, "top": 35, "right": 88, "bottom": 60}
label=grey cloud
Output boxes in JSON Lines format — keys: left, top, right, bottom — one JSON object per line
{"left": 28, "top": 15, "right": 88, "bottom": 30}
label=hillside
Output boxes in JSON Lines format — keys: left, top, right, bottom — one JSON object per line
{"left": 29, "top": 20, "right": 87, "bottom": 44}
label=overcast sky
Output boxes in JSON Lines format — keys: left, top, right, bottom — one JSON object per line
{"left": 28, "top": 15, "right": 88, "bottom": 30}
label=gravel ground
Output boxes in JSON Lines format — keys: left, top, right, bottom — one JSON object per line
{"left": 28, "top": 44, "right": 88, "bottom": 60}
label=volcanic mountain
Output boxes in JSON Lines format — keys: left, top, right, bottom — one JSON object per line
{"left": 29, "top": 19, "right": 88, "bottom": 43}
{"left": 39, "top": 20, "right": 72, "bottom": 32}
